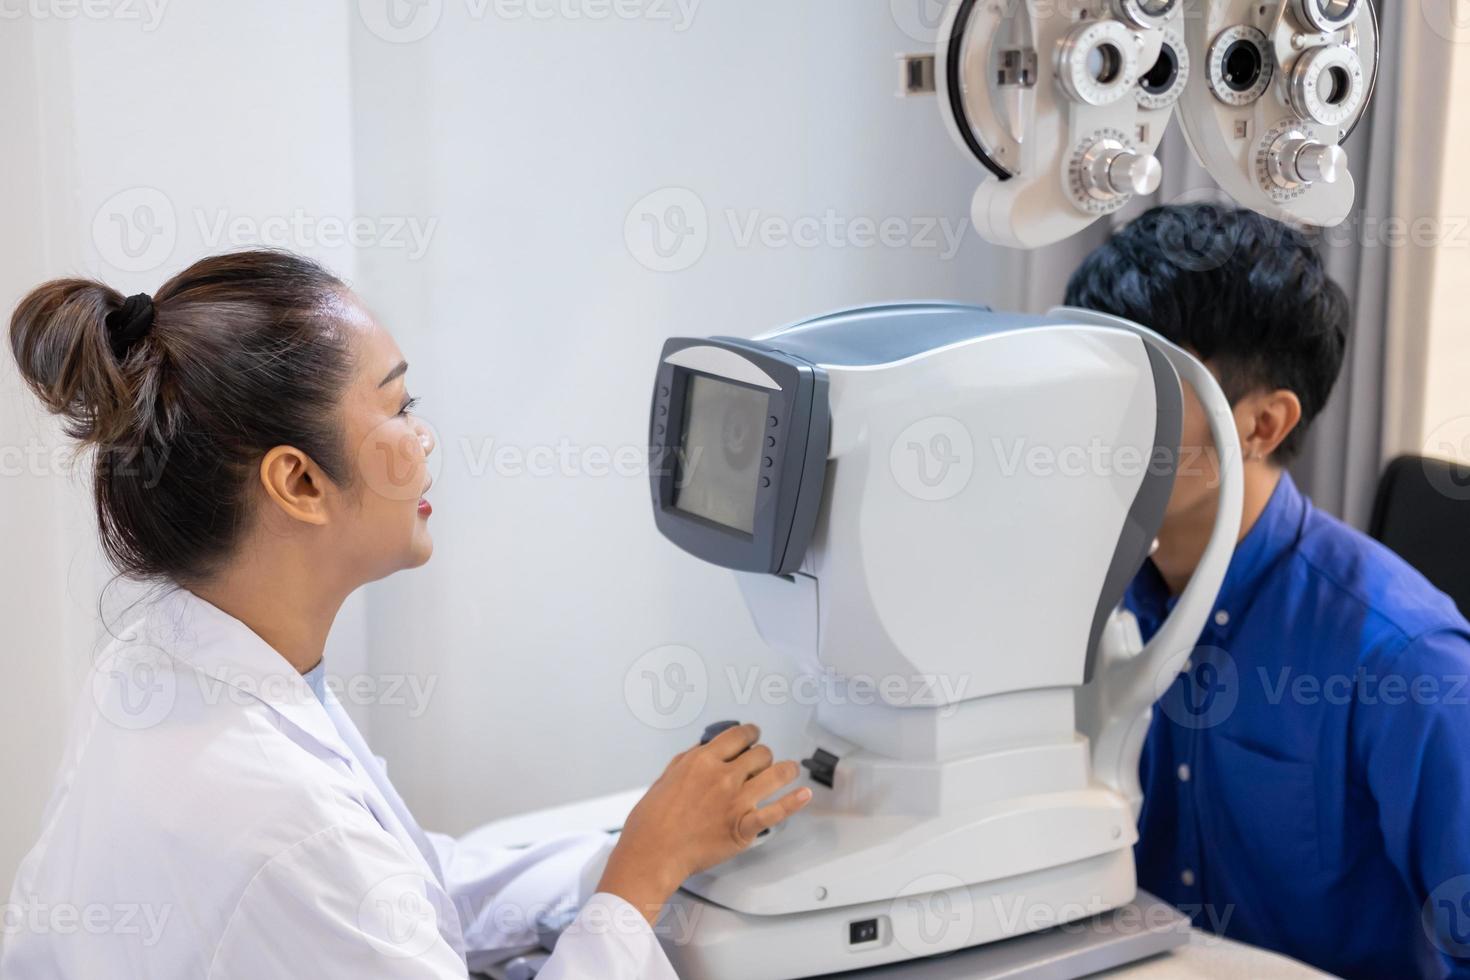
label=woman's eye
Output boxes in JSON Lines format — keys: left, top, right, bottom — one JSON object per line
{"left": 399, "top": 396, "right": 420, "bottom": 417}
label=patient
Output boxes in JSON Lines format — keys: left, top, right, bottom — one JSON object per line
{"left": 1066, "top": 203, "right": 1470, "bottom": 980}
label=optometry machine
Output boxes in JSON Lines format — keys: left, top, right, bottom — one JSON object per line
{"left": 644, "top": 303, "right": 1243, "bottom": 978}
{"left": 913, "top": 0, "right": 1377, "bottom": 247}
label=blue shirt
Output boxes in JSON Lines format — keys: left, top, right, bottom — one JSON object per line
{"left": 1128, "top": 472, "right": 1470, "bottom": 979}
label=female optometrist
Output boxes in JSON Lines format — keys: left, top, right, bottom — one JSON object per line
{"left": 1, "top": 251, "right": 811, "bottom": 979}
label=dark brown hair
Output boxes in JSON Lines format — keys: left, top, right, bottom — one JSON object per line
{"left": 10, "top": 250, "right": 356, "bottom": 583}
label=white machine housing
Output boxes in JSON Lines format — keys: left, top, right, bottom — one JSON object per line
{"left": 647, "top": 304, "right": 1243, "bottom": 978}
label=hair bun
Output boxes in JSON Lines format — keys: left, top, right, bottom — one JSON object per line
{"left": 9, "top": 278, "right": 138, "bottom": 445}
{"left": 105, "top": 293, "right": 156, "bottom": 361}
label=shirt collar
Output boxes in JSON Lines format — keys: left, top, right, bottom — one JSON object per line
{"left": 1132, "top": 470, "right": 1308, "bottom": 622}
{"left": 1214, "top": 470, "right": 1307, "bottom": 617}
{"left": 141, "top": 587, "right": 354, "bottom": 764}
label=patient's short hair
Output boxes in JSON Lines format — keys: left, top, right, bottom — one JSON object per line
{"left": 1064, "top": 203, "right": 1349, "bottom": 463}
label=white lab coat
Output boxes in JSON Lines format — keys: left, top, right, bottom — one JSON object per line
{"left": 1, "top": 588, "right": 679, "bottom": 979}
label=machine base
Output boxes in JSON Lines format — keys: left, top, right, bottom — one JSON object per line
{"left": 476, "top": 891, "right": 1189, "bottom": 980}
{"left": 661, "top": 848, "right": 1140, "bottom": 980}
{"left": 825, "top": 891, "right": 1189, "bottom": 979}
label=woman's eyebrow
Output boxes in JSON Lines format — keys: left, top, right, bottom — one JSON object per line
{"left": 378, "top": 361, "right": 408, "bottom": 388}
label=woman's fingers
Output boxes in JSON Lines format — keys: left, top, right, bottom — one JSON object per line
{"left": 739, "top": 759, "right": 801, "bottom": 808}
{"left": 706, "top": 722, "right": 760, "bottom": 761}
{"left": 736, "top": 785, "right": 814, "bottom": 842}
{"left": 734, "top": 743, "right": 774, "bottom": 780}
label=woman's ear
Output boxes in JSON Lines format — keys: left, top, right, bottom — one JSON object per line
{"left": 259, "top": 446, "right": 331, "bottom": 526}
{"left": 1237, "top": 388, "right": 1304, "bottom": 462}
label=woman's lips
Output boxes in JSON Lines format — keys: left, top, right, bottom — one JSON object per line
{"left": 418, "top": 497, "right": 432, "bottom": 518}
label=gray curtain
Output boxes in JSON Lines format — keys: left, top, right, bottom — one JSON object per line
{"left": 1018, "top": 4, "right": 1412, "bottom": 528}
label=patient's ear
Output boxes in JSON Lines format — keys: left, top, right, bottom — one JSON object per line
{"left": 259, "top": 446, "right": 331, "bottom": 526}
{"left": 1236, "top": 388, "right": 1303, "bottom": 462}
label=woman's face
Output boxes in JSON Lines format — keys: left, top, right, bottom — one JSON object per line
{"left": 330, "top": 295, "right": 436, "bottom": 581}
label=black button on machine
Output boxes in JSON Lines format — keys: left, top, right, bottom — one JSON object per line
{"left": 801, "top": 748, "right": 839, "bottom": 788}
{"left": 849, "top": 918, "right": 880, "bottom": 945}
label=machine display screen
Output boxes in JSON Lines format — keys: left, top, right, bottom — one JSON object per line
{"left": 674, "top": 374, "right": 770, "bottom": 534}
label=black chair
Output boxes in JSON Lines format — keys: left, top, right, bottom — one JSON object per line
{"left": 1369, "top": 455, "right": 1470, "bottom": 619}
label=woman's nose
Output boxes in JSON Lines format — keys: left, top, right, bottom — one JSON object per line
{"left": 415, "top": 420, "right": 436, "bottom": 458}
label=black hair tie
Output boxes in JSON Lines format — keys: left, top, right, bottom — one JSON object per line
{"left": 105, "top": 293, "right": 156, "bottom": 361}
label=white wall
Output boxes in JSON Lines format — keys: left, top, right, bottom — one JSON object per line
{"left": 346, "top": 0, "right": 1031, "bottom": 833}
{"left": 0, "top": 2, "right": 367, "bottom": 894}
{"left": 1419, "top": 35, "right": 1470, "bottom": 464}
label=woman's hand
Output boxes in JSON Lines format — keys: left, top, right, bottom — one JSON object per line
{"left": 597, "top": 723, "right": 812, "bottom": 924}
